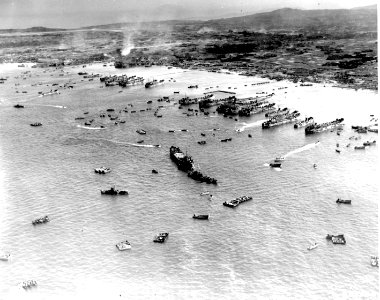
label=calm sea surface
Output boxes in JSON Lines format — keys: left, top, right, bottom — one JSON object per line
{"left": 0, "top": 64, "right": 378, "bottom": 299}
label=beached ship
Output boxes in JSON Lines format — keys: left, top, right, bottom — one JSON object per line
{"left": 262, "top": 110, "right": 300, "bottom": 129}
{"left": 265, "top": 107, "right": 289, "bottom": 118}
{"left": 223, "top": 196, "right": 252, "bottom": 208}
{"left": 305, "top": 118, "right": 344, "bottom": 134}
{"left": 118, "top": 75, "right": 144, "bottom": 87}
{"left": 145, "top": 79, "right": 164, "bottom": 88}
{"left": 294, "top": 117, "right": 314, "bottom": 129}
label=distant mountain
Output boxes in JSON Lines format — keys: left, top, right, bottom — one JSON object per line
{"left": 350, "top": 4, "right": 377, "bottom": 10}
{"left": 0, "top": 26, "right": 65, "bottom": 34}
{"left": 204, "top": 6, "right": 377, "bottom": 32}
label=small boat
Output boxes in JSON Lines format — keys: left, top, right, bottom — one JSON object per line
{"left": 371, "top": 256, "right": 379, "bottom": 267}
{"left": 248, "top": 134, "right": 252, "bottom": 138}
{"left": 313, "top": 164, "right": 317, "bottom": 169}
{"left": 0, "top": 253, "right": 10, "bottom": 261}
{"left": 326, "top": 234, "right": 346, "bottom": 245}
{"left": 30, "top": 122, "right": 42, "bottom": 127}
{"left": 153, "top": 233, "right": 169, "bottom": 243}
{"left": 152, "top": 169, "right": 158, "bottom": 174}
{"left": 354, "top": 146, "right": 365, "bottom": 150}
{"left": 94, "top": 167, "right": 111, "bottom": 174}
{"left": 32, "top": 215, "right": 50, "bottom": 225}
{"left": 136, "top": 129, "right": 146, "bottom": 135}
{"left": 223, "top": 196, "right": 252, "bottom": 208}
{"left": 198, "top": 141, "right": 206, "bottom": 145}
{"left": 307, "top": 243, "right": 318, "bottom": 251}
{"left": 193, "top": 214, "right": 209, "bottom": 220}
{"left": 201, "top": 133, "right": 206, "bottom": 137}
{"left": 169, "top": 130, "right": 175, "bottom": 133}
{"left": 116, "top": 240, "right": 131, "bottom": 250}
{"left": 22, "top": 280, "right": 37, "bottom": 289}
{"left": 335, "top": 149, "right": 341, "bottom": 153}
{"left": 270, "top": 162, "right": 282, "bottom": 168}
{"left": 200, "top": 191, "right": 210, "bottom": 196}
{"left": 274, "top": 157, "right": 285, "bottom": 162}
{"left": 136, "top": 140, "right": 144, "bottom": 144}
{"left": 336, "top": 198, "right": 351, "bottom": 204}
{"left": 14, "top": 104, "right": 24, "bottom": 108}
{"left": 100, "top": 186, "right": 128, "bottom": 195}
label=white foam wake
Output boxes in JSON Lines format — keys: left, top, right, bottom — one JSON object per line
{"left": 237, "top": 119, "right": 267, "bottom": 132}
{"left": 94, "top": 138, "right": 160, "bottom": 148}
{"left": 283, "top": 141, "right": 320, "bottom": 158}
{"left": 37, "top": 104, "right": 67, "bottom": 109}
{"left": 76, "top": 125, "right": 105, "bottom": 130}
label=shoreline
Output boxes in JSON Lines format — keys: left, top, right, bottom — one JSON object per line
{"left": 0, "top": 61, "right": 377, "bottom": 93}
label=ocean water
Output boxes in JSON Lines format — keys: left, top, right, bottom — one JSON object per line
{"left": 0, "top": 63, "right": 378, "bottom": 299}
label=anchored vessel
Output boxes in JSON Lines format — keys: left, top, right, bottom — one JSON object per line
{"left": 32, "top": 215, "right": 49, "bottom": 225}
{"left": 100, "top": 186, "right": 128, "bottom": 195}
{"left": 153, "top": 233, "right": 169, "bottom": 243}
{"left": 305, "top": 118, "right": 344, "bottom": 134}
{"left": 336, "top": 198, "right": 351, "bottom": 204}
{"left": 193, "top": 214, "right": 209, "bottom": 220}
{"left": 0, "top": 253, "right": 11, "bottom": 261}
{"left": 371, "top": 256, "right": 379, "bottom": 267}
{"left": 116, "top": 240, "right": 131, "bottom": 250}
{"left": 94, "top": 167, "right": 111, "bottom": 174}
{"left": 22, "top": 280, "right": 37, "bottom": 289}
{"left": 170, "top": 146, "right": 217, "bottom": 184}
{"left": 223, "top": 196, "right": 252, "bottom": 208}
{"left": 326, "top": 234, "right": 346, "bottom": 245}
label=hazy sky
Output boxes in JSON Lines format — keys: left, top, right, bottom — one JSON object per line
{"left": 0, "top": 0, "right": 376, "bottom": 29}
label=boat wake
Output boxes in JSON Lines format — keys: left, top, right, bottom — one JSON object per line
{"left": 130, "top": 143, "right": 161, "bottom": 148}
{"left": 283, "top": 141, "right": 320, "bottom": 158}
{"left": 38, "top": 104, "right": 67, "bottom": 109}
{"left": 76, "top": 125, "right": 105, "bottom": 130}
{"left": 237, "top": 119, "right": 267, "bottom": 132}
{"left": 94, "top": 138, "right": 161, "bottom": 148}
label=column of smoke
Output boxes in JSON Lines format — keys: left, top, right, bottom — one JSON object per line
{"left": 121, "top": 31, "right": 135, "bottom": 56}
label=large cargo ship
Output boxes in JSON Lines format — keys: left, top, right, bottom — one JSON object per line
{"left": 262, "top": 110, "right": 300, "bottom": 129}
{"left": 305, "top": 118, "right": 344, "bottom": 134}
{"left": 294, "top": 117, "right": 314, "bottom": 128}
{"left": 170, "top": 146, "right": 194, "bottom": 172}
{"left": 169, "top": 146, "right": 217, "bottom": 184}
{"left": 118, "top": 75, "right": 144, "bottom": 87}
{"left": 145, "top": 79, "right": 164, "bottom": 88}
